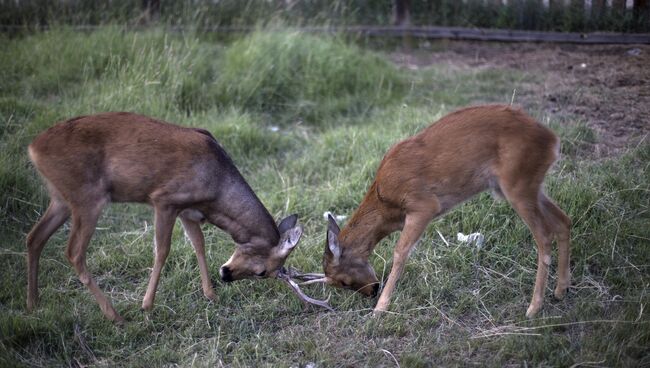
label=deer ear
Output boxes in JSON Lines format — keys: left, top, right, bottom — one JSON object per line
{"left": 278, "top": 214, "right": 298, "bottom": 234}
{"left": 327, "top": 214, "right": 340, "bottom": 235}
{"left": 278, "top": 225, "right": 302, "bottom": 257}
{"left": 326, "top": 228, "right": 341, "bottom": 263}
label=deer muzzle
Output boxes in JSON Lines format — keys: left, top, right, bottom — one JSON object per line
{"left": 219, "top": 266, "right": 234, "bottom": 282}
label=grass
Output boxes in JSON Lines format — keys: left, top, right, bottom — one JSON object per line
{"left": 1, "top": 26, "right": 649, "bottom": 367}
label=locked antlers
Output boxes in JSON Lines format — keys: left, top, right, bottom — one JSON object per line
{"left": 277, "top": 268, "right": 333, "bottom": 311}
{"left": 277, "top": 267, "right": 332, "bottom": 311}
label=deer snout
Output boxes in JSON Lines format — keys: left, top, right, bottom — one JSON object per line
{"left": 359, "top": 283, "right": 380, "bottom": 297}
{"left": 219, "top": 266, "right": 233, "bottom": 283}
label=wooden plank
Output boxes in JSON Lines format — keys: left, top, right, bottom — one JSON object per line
{"left": 1, "top": 24, "right": 648, "bottom": 44}
{"left": 339, "top": 26, "right": 650, "bottom": 44}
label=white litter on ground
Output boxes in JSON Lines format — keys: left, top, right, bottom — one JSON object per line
{"left": 457, "top": 232, "right": 485, "bottom": 248}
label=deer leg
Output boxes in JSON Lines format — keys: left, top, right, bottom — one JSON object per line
{"left": 65, "top": 201, "right": 123, "bottom": 322}
{"left": 142, "top": 206, "right": 176, "bottom": 311}
{"left": 374, "top": 207, "right": 437, "bottom": 314}
{"left": 26, "top": 198, "right": 70, "bottom": 312}
{"left": 501, "top": 182, "right": 554, "bottom": 318}
{"left": 540, "top": 194, "right": 572, "bottom": 300}
{"left": 180, "top": 216, "right": 216, "bottom": 301}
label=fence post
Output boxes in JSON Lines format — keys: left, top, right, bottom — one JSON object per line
{"left": 393, "top": 0, "right": 413, "bottom": 50}
{"left": 142, "top": 0, "right": 160, "bottom": 21}
{"left": 393, "top": 0, "right": 411, "bottom": 26}
{"left": 634, "top": 0, "right": 649, "bottom": 19}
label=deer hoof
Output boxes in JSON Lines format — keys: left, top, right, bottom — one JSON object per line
{"left": 525, "top": 303, "right": 541, "bottom": 318}
{"left": 372, "top": 307, "right": 388, "bottom": 317}
{"left": 554, "top": 285, "right": 568, "bottom": 300}
{"left": 204, "top": 290, "right": 217, "bottom": 301}
{"left": 112, "top": 314, "right": 126, "bottom": 326}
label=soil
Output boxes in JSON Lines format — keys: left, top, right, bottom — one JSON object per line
{"left": 390, "top": 41, "right": 650, "bottom": 158}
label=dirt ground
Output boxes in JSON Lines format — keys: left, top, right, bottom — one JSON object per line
{"left": 391, "top": 41, "right": 650, "bottom": 158}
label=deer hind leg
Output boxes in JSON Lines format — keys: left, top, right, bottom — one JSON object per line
{"left": 26, "top": 197, "right": 70, "bottom": 312}
{"left": 374, "top": 199, "right": 439, "bottom": 314}
{"left": 179, "top": 215, "right": 216, "bottom": 301}
{"left": 540, "top": 194, "right": 572, "bottom": 300}
{"left": 65, "top": 199, "right": 123, "bottom": 322}
{"left": 142, "top": 206, "right": 176, "bottom": 311}
{"left": 499, "top": 179, "right": 555, "bottom": 318}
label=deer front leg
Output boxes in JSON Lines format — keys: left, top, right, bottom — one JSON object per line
{"left": 180, "top": 215, "right": 217, "bottom": 301}
{"left": 142, "top": 206, "right": 176, "bottom": 311}
{"left": 374, "top": 208, "right": 437, "bottom": 315}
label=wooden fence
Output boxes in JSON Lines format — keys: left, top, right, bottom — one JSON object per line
{"left": 1, "top": 0, "right": 649, "bottom": 34}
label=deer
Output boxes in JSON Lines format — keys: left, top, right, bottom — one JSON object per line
{"left": 294, "top": 104, "right": 572, "bottom": 318}
{"left": 26, "top": 112, "right": 331, "bottom": 323}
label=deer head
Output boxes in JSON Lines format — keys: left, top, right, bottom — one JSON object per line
{"left": 322, "top": 215, "right": 380, "bottom": 297}
{"left": 220, "top": 214, "right": 303, "bottom": 282}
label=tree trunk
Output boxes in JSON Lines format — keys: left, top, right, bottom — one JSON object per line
{"left": 634, "top": 0, "right": 649, "bottom": 18}
{"left": 591, "top": 0, "right": 606, "bottom": 17}
{"left": 393, "top": 0, "right": 411, "bottom": 26}
{"left": 142, "top": 0, "right": 160, "bottom": 17}
{"left": 612, "top": 0, "right": 627, "bottom": 10}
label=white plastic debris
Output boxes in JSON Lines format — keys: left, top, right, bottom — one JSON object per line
{"left": 323, "top": 211, "right": 347, "bottom": 222}
{"left": 457, "top": 232, "right": 485, "bottom": 248}
{"left": 627, "top": 48, "right": 642, "bottom": 56}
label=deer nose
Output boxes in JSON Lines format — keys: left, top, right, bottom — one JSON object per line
{"left": 372, "top": 283, "right": 380, "bottom": 297}
{"left": 220, "top": 266, "right": 233, "bottom": 282}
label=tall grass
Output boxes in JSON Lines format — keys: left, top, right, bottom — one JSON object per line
{"left": 0, "top": 27, "right": 648, "bottom": 367}
{"left": 214, "top": 29, "right": 405, "bottom": 124}
{"left": 0, "top": 27, "right": 209, "bottom": 228}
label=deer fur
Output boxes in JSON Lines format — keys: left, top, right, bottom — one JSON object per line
{"left": 26, "top": 112, "right": 302, "bottom": 322}
{"left": 322, "top": 104, "right": 572, "bottom": 318}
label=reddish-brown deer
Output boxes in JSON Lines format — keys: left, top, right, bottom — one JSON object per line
{"left": 313, "top": 105, "right": 572, "bottom": 317}
{"left": 26, "top": 112, "right": 328, "bottom": 322}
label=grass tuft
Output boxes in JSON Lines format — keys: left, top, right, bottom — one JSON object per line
{"left": 213, "top": 29, "right": 406, "bottom": 125}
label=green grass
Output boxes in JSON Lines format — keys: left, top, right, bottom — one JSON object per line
{"left": 1, "top": 27, "right": 648, "bottom": 367}
{"left": 213, "top": 29, "right": 405, "bottom": 125}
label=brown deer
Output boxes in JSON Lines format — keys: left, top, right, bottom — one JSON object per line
{"left": 303, "top": 105, "right": 572, "bottom": 317}
{"left": 26, "top": 112, "right": 329, "bottom": 322}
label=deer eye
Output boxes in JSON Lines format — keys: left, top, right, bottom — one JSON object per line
{"left": 256, "top": 270, "right": 267, "bottom": 277}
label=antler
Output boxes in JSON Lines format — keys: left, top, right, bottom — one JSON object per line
{"left": 284, "top": 267, "right": 329, "bottom": 285}
{"left": 277, "top": 269, "right": 334, "bottom": 311}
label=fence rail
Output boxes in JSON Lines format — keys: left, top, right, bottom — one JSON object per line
{"left": 2, "top": 24, "right": 648, "bottom": 44}
{"left": 345, "top": 25, "right": 650, "bottom": 44}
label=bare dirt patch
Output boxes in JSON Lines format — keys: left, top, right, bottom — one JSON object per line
{"left": 391, "top": 41, "right": 650, "bottom": 158}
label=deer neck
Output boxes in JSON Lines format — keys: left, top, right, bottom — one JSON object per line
{"left": 338, "top": 183, "right": 398, "bottom": 260}
{"left": 206, "top": 175, "right": 280, "bottom": 250}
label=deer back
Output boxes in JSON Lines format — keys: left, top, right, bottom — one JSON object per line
{"left": 28, "top": 112, "right": 280, "bottom": 245}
